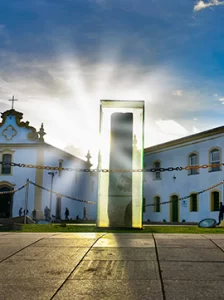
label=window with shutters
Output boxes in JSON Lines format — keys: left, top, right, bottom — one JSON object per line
{"left": 153, "top": 161, "right": 161, "bottom": 180}
{"left": 2, "top": 154, "right": 12, "bottom": 175}
{"left": 189, "top": 153, "right": 198, "bottom": 175}
{"left": 209, "top": 148, "right": 221, "bottom": 172}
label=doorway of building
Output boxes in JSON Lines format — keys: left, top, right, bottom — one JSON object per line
{"left": 56, "top": 196, "right": 61, "bottom": 220}
{"left": 170, "top": 195, "right": 179, "bottom": 222}
{"left": 0, "top": 186, "right": 13, "bottom": 218}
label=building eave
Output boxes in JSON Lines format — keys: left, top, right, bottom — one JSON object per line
{"left": 0, "top": 142, "right": 88, "bottom": 165}
{"left": 144, "top": 125, "right": 224, "bottom": 154}
{"left": 44, "top": 143, "right": 88, "bottom": 165}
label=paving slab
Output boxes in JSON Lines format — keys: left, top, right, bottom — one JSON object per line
{"left": 0, "top": 278, "right": 64, "bottom": 300}
{"left": 154, "top": 233, "right": 206, "bottom": 239}
{"left": 0, "top": 246, "right": 30, "bottom": 261}
{"left": 69, "top": 260, "right": 160, "bottom": 280}
{"left": 211, "top": 239, "right": 224, "bottom": 250}
{"left": 103, "top": 233, "right": 153, "bottom": 239}
{"left": 14, "top": 246, "right": 89, "bottom": 260}
{"left": 0, "top": 237, "right": 44, "bottom": 248}
{"left": 84, "top": 247, "right": 157, "bottom": 261}
{"left": 30, "top": 238, "right": 97, "bottom": 248}
{"left": 0, "top": 255, "right": 85, "bottom": 279}
{"left": 202, "top": 234, "right": 224, "bottom": 239}
{"left": 48, "top": 233, "right": 104, "bottom": 239}
{"left": 0, "top": 233, "right": 56, "bottom": 238}
{"left": 155, "top": 238, "right": 216, "bottom": 248}
{"left": 157, "top": 247, "right": 224, "bottom": 261}
{"left": 160, "top": 261, "right": 224, "bottom": 280}
{"left": 93, "top": 238, "right": 155, "bottom": 248}
{"left": 52, "top": 280, "right": 163, "bottom": 300}
{"left": 163, "top": 280, "right": 224, "bottom": 300}
{"left": 0, "top": 232, "right": 12, "bottom": 236}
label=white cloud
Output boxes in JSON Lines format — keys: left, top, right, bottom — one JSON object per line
{"left": 194, "top": 0, "right": 224, "bottom": 12}
{"left": 155, "top": 119, "right": 188, "bottom": 136}
{"left": 0, "top": 51, "right": 220, "bottom": 165}
{"left": 218, "top": 97, "right": 224, "bottom": 101}
{"left": 172, "top": 89, "right": 183, "bottom": 96}
{"left": 214, "top": 94, "right": 218, "bottom": 96}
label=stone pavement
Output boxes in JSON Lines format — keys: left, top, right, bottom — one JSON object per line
{"left": 0, "top": 232, "right": 224, "bottom": 300}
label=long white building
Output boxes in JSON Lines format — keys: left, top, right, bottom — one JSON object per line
{"left": 144, "top": 126, "right": 224, "bottom": 223}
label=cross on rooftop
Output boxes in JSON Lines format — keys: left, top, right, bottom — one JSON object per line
{"left": 8, "top": 95, "right": 18, "bottom": 110}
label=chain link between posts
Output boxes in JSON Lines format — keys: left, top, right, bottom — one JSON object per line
{"left": 145, "top": 180, "right": 224, "bottom": 207}
{"left": 1, "top": 178, "right": 223, "bottom": 208}
{"left": 0, "top": 161, "right": 224, "bottom": 172}
{"left": 29, "top": 181, "right": 96, "bottom": 204}
{"left": 0, "top": 181, "right": 29, "bottom": 195}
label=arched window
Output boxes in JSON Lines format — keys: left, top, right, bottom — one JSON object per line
{"left": 2, "top": 154, "right": 12, "bottom": 175}
{"left": 209, "top": 148, "right": 221, "bottom": 172}
{"left": 189, "top": 153, "right": 198, "bottom": 175}
{"left": 211, "top": 191, "right": 220, "bottom": 211}
{"left": 154, "top": 196, "right": 160, "bottom": 212}
{"left": 153, "top": 161, "right": 161, "bottom": 180}
{"left": 190, "top": 193, "right": 198, "bottom": 212}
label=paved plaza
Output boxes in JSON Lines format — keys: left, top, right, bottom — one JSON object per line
{"left": 0, "top": 232, "right": 224, "bottom": 300}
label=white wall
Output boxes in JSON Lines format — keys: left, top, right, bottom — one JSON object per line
{"left": 144, "top": 134, "right": 224, "bottom": 223}
{"left": 0, "top": 144, "right": 96, "bottom": 220}
{"left": 1, "top": 147, "right": 38, "bottom": 217}
{"left": 42, "top": 148, "right": 96, "bottom": 220}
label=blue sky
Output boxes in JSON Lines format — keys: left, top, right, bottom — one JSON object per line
{"left": 0, "top": 0, "right": 224, "bottom": 164}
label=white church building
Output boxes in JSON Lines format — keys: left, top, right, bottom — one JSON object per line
{"left": 0, "top": 105, "right": 97, "bottom": 221}
{"left": 0, "top": 100, "right": 223, "bottom": 223}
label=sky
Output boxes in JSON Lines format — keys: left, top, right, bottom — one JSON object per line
{"left": 0, "top": 0, "right": 224, "bottom": 166}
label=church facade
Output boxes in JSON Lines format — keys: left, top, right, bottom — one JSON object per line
{"left": 143, "top": 127, "right": 224, "bottom": 223}
{"left": 0, "top": 107, "right": 97, "bottom": 221}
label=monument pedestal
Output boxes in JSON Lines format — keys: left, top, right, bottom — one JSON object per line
{"left": 35, "top": 209, "right": 44, "bottom": 220}
{"left": 97, "top": 100, "right": 144, "bottom": 229}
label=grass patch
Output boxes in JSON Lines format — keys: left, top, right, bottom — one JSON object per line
{"left": 19, "top": 224, "right": 224, "bottom": 234}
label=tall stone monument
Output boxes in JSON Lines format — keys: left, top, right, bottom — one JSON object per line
{"left": 97, "top": 100, "right": 144, "bottom": 229}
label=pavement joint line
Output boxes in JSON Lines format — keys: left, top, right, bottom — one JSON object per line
{"left": 0, "top": 234, "right": 56, "bottom": 264}
{"left": 50, "top": 232, "right": 107, "bottom": 300}
{"left": 152, "top": 234, "right": 166, "bottom": 300}
{"left": 201, "top": 235, "right": 224, "bottom": 254}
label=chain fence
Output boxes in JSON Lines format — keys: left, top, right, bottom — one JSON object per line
{"left": 29, "top": 181, "right": 96, "bottom": 204}
{"left": 145, "top": 180, "right": 224, "bottom": 207}
{"left": 0, "top": 161, "right": 223, "bottom": 173}
{"left": 0, "top": 181, "right": 29, "bottom": 195}
{"left": 0, "top": 178, "right": 223, "bottom": 208}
